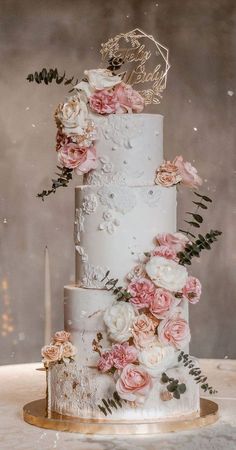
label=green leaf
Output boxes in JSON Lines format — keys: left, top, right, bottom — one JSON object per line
{"left": 161, "top": 373, "right": 169, "bottom": 383}
{"left": 194, "top": 192, "right": 212, "bottom": 202}
{"left": 178, "top": 383, "right": 186, "bottom": 394}
{"left": 184, "top": 221, "right": 200, "bottom": 228}
{"left": 173, "top": 390, "right": 180, "bottom": 399}
{"left": 193, "top": 201, "right": 208, "bottom": 209}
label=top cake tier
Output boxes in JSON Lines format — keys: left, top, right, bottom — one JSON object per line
{"left": 83, "top": 114, "right": 163, "bottom": 187}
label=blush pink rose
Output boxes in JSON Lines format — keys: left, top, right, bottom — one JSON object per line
{"left": 152, "top": 245, "right": 178, "bottom": 261}
{"left": 182, "top": 276, "right": 202, "bottom": 304}
{"left": 89, "top": 89, "right": 118, "bottom": 114}
{"left": 158, "top": 311, "right": 191, "bottom": 349}
{"left": 132, "top": 314, "right": 156, "bottom": 349}
{"left": 97, "top": 350, "right": 114, "bottom": 373}
{"left": 114, "top": 82, "right": 145, "bottom": 113}
{"left": 57, "top": 143, "right": 97, "bottom": 174}
{"left": 53, "top": 330, "right": 71, "bottom": 344}
{"left": 150, "top": 288, "right": 178, "bottom": 319}
{"left": 112, "top": 342, "right": 138, "bottom": 369}
{"left": 173, "top": 155, "right": 202, "bottom": 188}
{"left": 156, "top": 232, "right": 190, "bottom": 254}
{"left": 116, "top": 363, "right": 152, "bottom": 404}
{"left": 128, "top": 278, "right": 156, "bottom": 309}
{"left": 155, "top": 171, "right": 182, "bottom": 187}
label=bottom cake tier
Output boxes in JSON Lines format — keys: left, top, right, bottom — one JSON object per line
{"left": 47, "top": 362, "right": 200, "bottom": 420}
{"left": 44, "top": 284, "right": 201, "bottom": 421}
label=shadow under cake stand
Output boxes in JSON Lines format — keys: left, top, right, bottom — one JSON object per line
{"left": 23, "top": 398, "right": 218, "bottom": 434}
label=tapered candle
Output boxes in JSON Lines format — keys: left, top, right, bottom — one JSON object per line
{"left": 44, "top": 246, "right": 52, "bottom": 344}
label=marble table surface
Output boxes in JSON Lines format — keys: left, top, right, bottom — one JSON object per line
{"left": 1, "top": 359, "right": 236, "bottom": 450}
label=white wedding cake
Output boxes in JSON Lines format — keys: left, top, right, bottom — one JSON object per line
{"left": 36, "top": 31, "right": 220, "bottom": 427}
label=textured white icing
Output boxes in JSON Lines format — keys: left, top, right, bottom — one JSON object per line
{"left": 47, "top": 362, "right": 200, "bottom": 420}
{"left": 75, "top": 185, "right": 177, "bottom": 287}
{"left": 83, "top": 114, "right": 163, "bottom": 186}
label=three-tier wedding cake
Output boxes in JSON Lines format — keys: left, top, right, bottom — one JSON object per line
{"left": 32, "top": 30, "right": 220, "bottom": 428}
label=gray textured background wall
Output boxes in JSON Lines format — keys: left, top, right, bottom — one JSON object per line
{"left": 0, "top": 0, "right": 235, "bottom": 364}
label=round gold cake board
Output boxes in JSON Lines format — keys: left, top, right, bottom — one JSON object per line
{"left": 23, "top": 398, "right": 218, "bottom": 435}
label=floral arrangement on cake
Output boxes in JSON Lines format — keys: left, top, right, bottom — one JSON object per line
{"left": 27, "top": 64, "right": 202, "bottom": 199}
{"left": 41, "top": 330, "right": 77, "bottom": 368}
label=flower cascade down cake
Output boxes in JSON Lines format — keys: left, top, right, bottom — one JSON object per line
{"left": 35, "top": 30, "right": 221, "bottom": 423}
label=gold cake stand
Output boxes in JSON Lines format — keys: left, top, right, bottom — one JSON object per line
{"left": 23, "top": 398, "right": 219, "bottom": 434}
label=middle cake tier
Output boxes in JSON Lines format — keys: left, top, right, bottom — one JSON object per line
{"left": 75, "top": 184, "right": 176, "bottom": 288}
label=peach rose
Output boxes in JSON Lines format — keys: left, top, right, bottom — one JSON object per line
{"left": 158, "top": 310, "right": 191, "bottom": 349}
{"left": 116, "top": 364, "right": 152, "bottom": 404}
{"left": 89, "top": 89, "right": 118, "bottom": 114}
{"left": 128, "top": 278, "right": 156, "bottom": 310}
{"left": 97, "top": 350, "right": 114, "bottom": 373}
{"left": 62, "top": 341, "right": 77, "bottom": 358}
{"left": 182, "top": 276, "right": 202, "bottom": 304}
{"left": 155, "top": 170, "right": 182, "bottom": 187}
{"left": 152, "top": 245, "right": 178, "bottom": 261}
{"left": 114, "top": 82, "right": 145, "bottom": 113}
{"left": 53, "top": 330, "right": 71, "bottom": 344}
{"left": 150, "top": 288, "right": 179, "bottom": 319}
{"left": 126, "top": 264, "right": 147, "bottom": 282}
{"left": 41, "top": 344, "right": 63, "bottom": 364}
{"left": 173, "top": 155, "right": 202, "bottom": 188}
{"left": 57, "top": 143, "right": 97, "bottom": 174}
{"left": 156, "top": 232, "right": 190, "bottom": 254}
{"left": 112, "top": 343, "right": 138, "bottom": 369}
{"left": 132, "top": 314, "right": 156, "bottom": 349}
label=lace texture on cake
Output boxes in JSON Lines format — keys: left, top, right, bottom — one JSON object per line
{"left": 97, "top": 185, "right": 137, "bottom": 214}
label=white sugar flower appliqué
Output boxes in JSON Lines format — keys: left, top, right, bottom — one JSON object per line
{"left": 82, "top": 194, "right": 98, "bottom": 214}
{"left": 98, "top": 210, "right": 120, "bottom": 234}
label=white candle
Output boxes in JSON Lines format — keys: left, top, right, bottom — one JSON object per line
{"left": 44, "top": 246, "right": 52, "bottom": 344}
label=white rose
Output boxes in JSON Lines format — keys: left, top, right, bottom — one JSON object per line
{"left": 84, "top": 68, "right": 121, "bottom": 91}
{"left": 145, "top": 256, "right": 188, "bottom": 292}
{"left": 55, "top": 95, "right": 88, "bottom": 135}
{"left": 138, "top": 343, "right": 176, "bottom": 377}
{"left": 104, "top": 301, "right": 136, "bottom": 343}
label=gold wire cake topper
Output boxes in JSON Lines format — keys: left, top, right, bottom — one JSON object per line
{"left": 100, "top": 28, "right": 170, "bottom": 105}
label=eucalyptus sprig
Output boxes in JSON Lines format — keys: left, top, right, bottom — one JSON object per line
{"left": 178, "top": 229, "right": 222, "bottom": 266}
{"left": 179, "top": 191, "right": 213, "bottom": 238}
{"left": 37, "top": 166, "right": 73, "bottom": 201}
{"left": 101, "top": 271, "right": 132, "bottom": 301}
{"left": 98, "top": 391, "right": 124, "bottom": 416}
{"left": 161, "top": 373, "right": 186, "bottom": 399}
{"left": 26, "top": 68, "right": 78, "bottom": 92}
{"left": 178, "top": 352, "right": 217, "bottom": 395}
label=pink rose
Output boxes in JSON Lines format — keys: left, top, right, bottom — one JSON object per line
{"left": 128, "top": 278, "right": 156, "bottom": 309}
{"left": 112, "top": 342, "right": 138, "bottom": 369}
{"left": 132, "top": 314, "right": 156, "bottom": 349}
{"left": 97, "top": 350, "right": 114, "bottom": 373}
{"left": 53, "top": 330, "right": 71, "bottom": 344}
{"left": 41, "top": 344, "right": 63, "bottom": 364}
{"left": 116, "top": 363, "right": 152, "bottom": 404}
{"left": 173, "top": 155, "right": 202, "bottom": 188}
{"left": 158, "top": 310, "right": 191, "bottom": 349}
{"left": 182, "top": 276, "right": 202, "bottom": 304}
{"left": 57, "top": 143, "right": 97, "bottom": 174}
{"left": 150, "top": 288, "right": 179, "bottom": 319}
{"left": 156, "top": 232, "right": 190, "bottom": 254}
{"left": 152, "top": 245, "right": 178, "bottom": 261}
{"left": 114, "top": 82, "right": 145, "bottom": 113}
{"left": 89, "top": 89, "right": 118, "bottom": 114}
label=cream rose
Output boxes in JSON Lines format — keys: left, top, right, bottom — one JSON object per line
{"left": 62, "top": 341, "right": 77, "bottom": 359}
{"left": 138, "top": 343, "right": 176, "bottom": 377}
{"left": 132, "top": 314, "right": 156, "bottom": 349}
{"left": 145, "top": 256, "right": 188, "bottom": 292}
{"left": 53, "top": 330, "right": 71, "bottom": 344}
{"left": 104, "top": 301, "right": 136, "bottom": 343}
{"left": 41, "top": 344, "right": 63, "bottom": 364}
{"left": 84, "top": 68, "right": 121, "bottom": 91}
{"left": 55, "top": 95, "right": 88, "bottom": 134}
